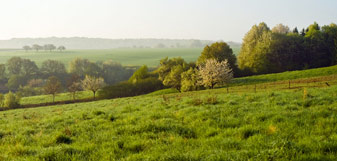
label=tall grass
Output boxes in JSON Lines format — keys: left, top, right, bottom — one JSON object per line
{"left": 0, "top": 83, "right": 337, "bottom": 160}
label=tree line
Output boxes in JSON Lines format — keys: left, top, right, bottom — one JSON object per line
{"left": 0, "top": 57, "right": 135, "bottom": 97}
{"left": 238, "top": 22, "right": 337, "bottom": 75}
{"left": 23, "top": 44, "right": 66, "bottom": 52}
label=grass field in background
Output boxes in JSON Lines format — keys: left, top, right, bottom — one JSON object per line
{"left": 0, "top": 48, "right": 239, "bottom": 68}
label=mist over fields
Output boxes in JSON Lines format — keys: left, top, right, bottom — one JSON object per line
{"left": 0, "top": 37, "right": 241, "bottom": 49}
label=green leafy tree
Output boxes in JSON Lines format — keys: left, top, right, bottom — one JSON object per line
{"left": 7, "top": 57, "right": 23, "bottom": 75}
{"left": 157, "top": 57, "right": 188, "bottom": 81}
{"left": 129, "top": 65, "right": 149, "bottom": 83}
{"left": 41, "top": 60, "right": 67, "bottom": 78}
{"left": 163, "top": 65, "right": 184, "bottom": 91}
{"left": 102, "top": 60, "right": 129, "bottom": 85}
{"left": 3, "top": 91, "right": 20, "bottom": 109}
{"left": 197, "top": 42, "right": 237, "bottom": 72}
{"left": 84, "top": 62, "right": 102, "bottom": 77}
{"left": 181, "top": 68, "right": 199, "bottom": 92}
{"left": 6, "top": 75, "right": 27, "bottom": 91}
{"left": 70, "top": 58, "right": 102, "bottom": 77}
{"left": 238, "top": 22, "right": 271, "bottom": 74}
{"left": 21, "top": 59, "right": 39, "bottom": 78}
{"left": 322, "top": 23, "right": 337, "bottom": 65}
{"left": 44, "top": 76, "right": 62, "bottom": 103}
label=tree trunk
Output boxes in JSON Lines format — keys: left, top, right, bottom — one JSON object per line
{"left": 93, "top": 91, "right": 96, "bottom": 100}
{"left": 53, "top": 94, "right": 55, "bottom": 103}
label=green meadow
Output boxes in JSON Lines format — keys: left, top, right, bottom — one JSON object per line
{"left": 0, "top": 66, "right": 337, "bottom": 160}
{"left": 0, "top": 48, "right": 238, "bottom": 68}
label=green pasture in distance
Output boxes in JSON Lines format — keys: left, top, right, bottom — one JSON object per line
{"left": 0, "top": 48, "right": 240, "bottom": 68}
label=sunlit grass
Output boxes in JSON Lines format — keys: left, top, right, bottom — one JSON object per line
{"left": 0, "top": 83, "right": 337, "bottom": 160}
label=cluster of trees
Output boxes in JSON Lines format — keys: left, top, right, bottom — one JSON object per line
{"left": 238, "top": 22, "right": 337, "bottom": 75}
{"left": 100, "top": 41, "right": 236, "bottom": 99}
{"left": 23, "top": 44, "right": 66, "bottom": 52}
{"left": 158, "top": 42, "right": 235, "bottom": 92}
{"left": 99, "top": 66, "right": 163, "bottom": 99}
{"left": 0, "top": 57, "right": 134, "bottom": 98}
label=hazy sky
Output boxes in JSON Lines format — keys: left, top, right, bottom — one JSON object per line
{"left": 0, "top": 0, "right": 336, "bottom": 42}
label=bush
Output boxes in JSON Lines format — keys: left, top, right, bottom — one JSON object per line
{"left": 99, "top": 77, "right": 164, "bottom": 99}
{"left": 3, "top": 92, "right": 20, "bottom": 109}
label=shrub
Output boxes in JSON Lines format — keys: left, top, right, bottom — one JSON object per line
{"left": 99, "top": 77, "right": 164, "bottom": 99}
{"left": 3, "top": 92, "right": 20, "bottom": 109}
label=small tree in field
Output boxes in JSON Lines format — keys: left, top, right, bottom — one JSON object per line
{"left": 3, "top": 92, "right": 20, "bottom": 109}
{"left": 198, "top": 59, "right": 233, "bottom": 89}
{"left": 44, "top": 76, "right": 62, "bottom": 103}
{"left": 67, "top": 74, "right": 82, "bottom": 101}
{"left": 58, "top": 46, "right": 66, "bottom": 52}
{"left": 82, "top": 75, "right": 105, "bottom": 100}
{"left": 23, "top": 46, "right": 31, "bottom": 52}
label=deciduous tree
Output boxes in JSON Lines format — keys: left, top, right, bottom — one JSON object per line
{"left": 82, "top": 75, "right": 105, "bottom": 100}
{"left": 197, "top": 42, "right": 237, "bottom": 72}
{"left": 44, "top": 76, "right": 62, "bottom": 103}
{"left": 198, "top": 59, "right": 233, "bottom": 89}
{"left": 23, "top": 46, "right": 31, "bottom": 52}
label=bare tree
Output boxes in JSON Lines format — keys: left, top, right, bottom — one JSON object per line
{"left": 44, "top": 76, "right": 62, "bottom": 103}
{"left": 82, "top": 75, "right": 105, "bottom": 100}
{"left": 67, "top": 74, "right": 82, "bottom": 101}
{"left": 198, "top": 59, "right": 233, "bottom": 89}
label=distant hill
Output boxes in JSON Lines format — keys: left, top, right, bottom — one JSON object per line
{"left": 0, "top": 37, "right": 241, "bottom": 49}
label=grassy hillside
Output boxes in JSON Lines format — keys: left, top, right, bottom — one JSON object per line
{"left": 232, "top": 65, "right": 337, "bottom": 86}
{"left": 17, "top": 64, "right": 337, "bottom": 106}
{"left": 0, "top": 82, "right": 337, "bottom": 160}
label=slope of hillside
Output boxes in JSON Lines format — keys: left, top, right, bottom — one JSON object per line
{"left": 0, "top": 83, "right": 336, "bottom": 160}
{"left": 233, "top": 65, "right": 337, "bottom": 86}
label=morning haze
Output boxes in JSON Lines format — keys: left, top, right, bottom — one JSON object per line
{"left": 0, "top": 0, "right": 336, "bottom": 42}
